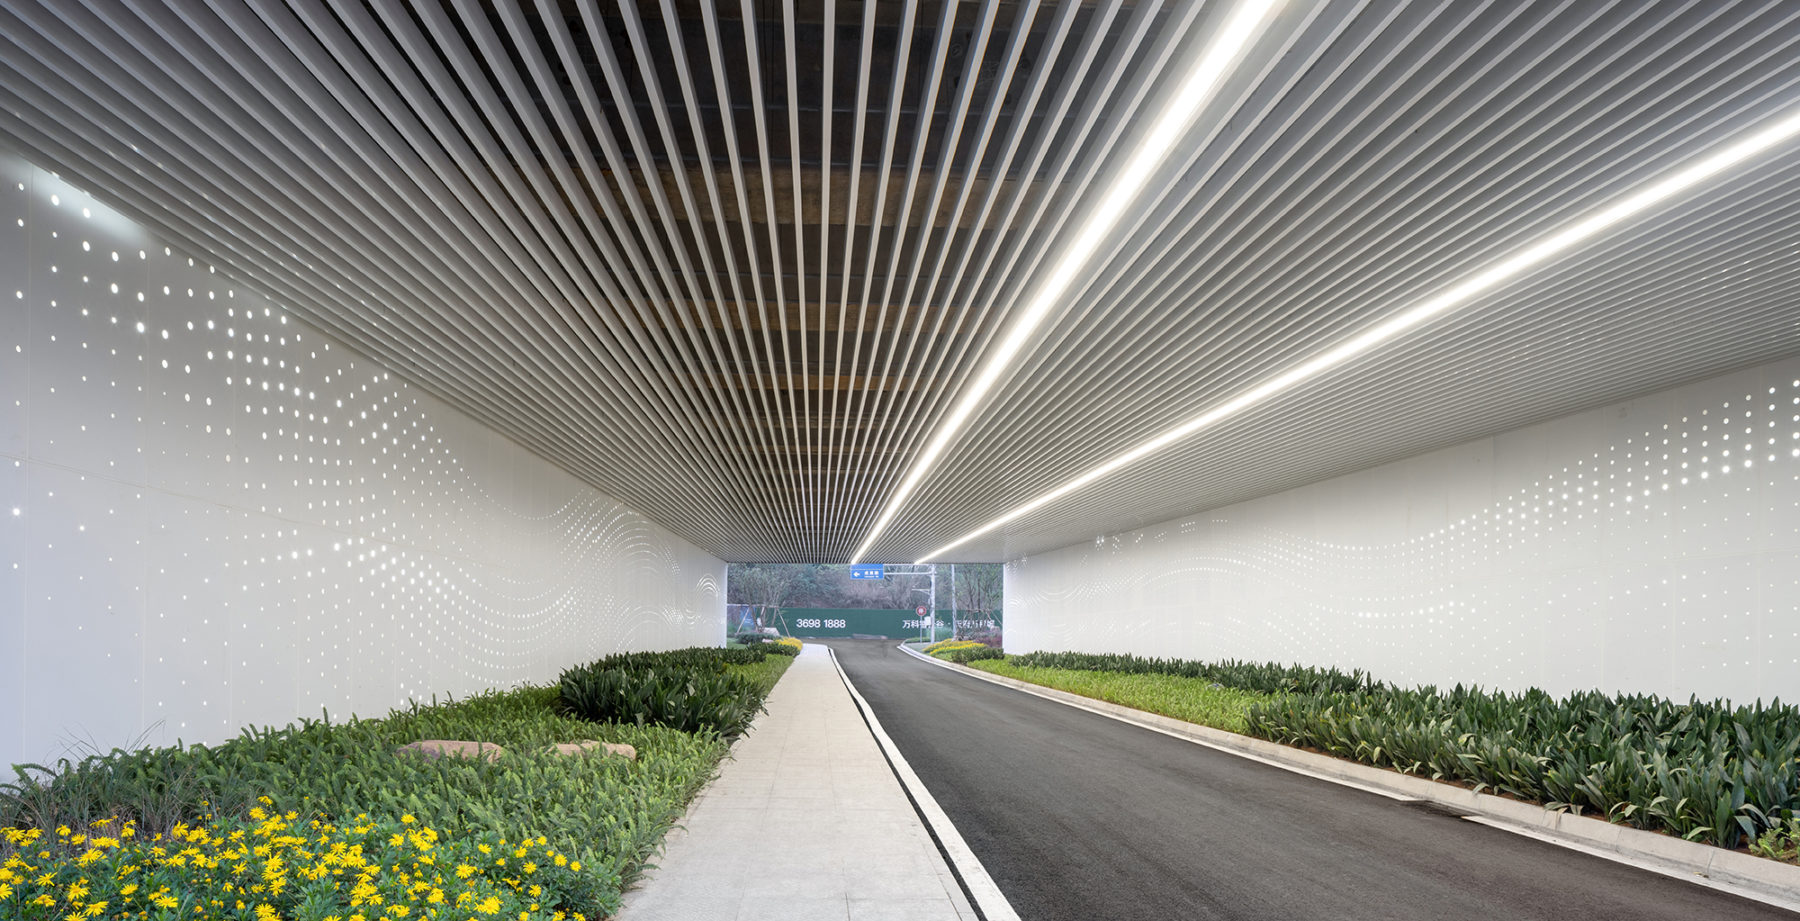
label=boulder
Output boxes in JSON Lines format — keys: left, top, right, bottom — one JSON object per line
{"left": 547, "top": 739, "right": 637, "bottom": 761}
{"left": 397, "top": 740, "right": 505, "bottom": 763}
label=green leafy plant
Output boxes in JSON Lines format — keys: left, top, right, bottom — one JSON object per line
{"left": 1749, "top": 811, "right": 1799, "bottom": 863}
{"left": 556, "top": 647, "right": 792, "bottom": 739}
{"left": 1245, "top": 684, "right": 1800, "bottom": 849}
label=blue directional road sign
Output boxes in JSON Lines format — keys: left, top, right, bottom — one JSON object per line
{"left": 849, "top": 564, "right": 885, "bottom": 580}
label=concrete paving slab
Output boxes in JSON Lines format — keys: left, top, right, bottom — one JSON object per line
{"left": 617, "top": 645, "right": 973, "bottom": 921}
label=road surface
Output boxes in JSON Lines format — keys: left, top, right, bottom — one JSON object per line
{"left": 824, "top": 639, "right": 1798, "bottom": 921}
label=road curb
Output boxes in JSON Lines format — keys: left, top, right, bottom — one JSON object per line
{"left": 899, "top": 644, "right": 1800, "bottom": 913}
{"left": 832, "top": 647, "right": 1022, "bottom": 921}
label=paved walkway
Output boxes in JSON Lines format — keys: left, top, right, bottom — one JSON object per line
{"left": 617, "top": 644, "right": 975, "bottom": 921}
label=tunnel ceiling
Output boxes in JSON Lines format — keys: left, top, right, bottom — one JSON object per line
{"left": 5, "top": 1, "right": 1800, "bottom": 563}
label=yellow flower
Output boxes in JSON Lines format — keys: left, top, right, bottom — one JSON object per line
{"left": 475, "top": 895, "right": 501, "bottom": 915}
{"left": 400, "top": 815, "right": 415, "bottom": 825}
{"left": 0, "top": 883, "right": 11, "bottom": 899}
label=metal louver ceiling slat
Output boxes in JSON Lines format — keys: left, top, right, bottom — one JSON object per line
{"left": 2, "top": 0, "right": 1797, "bottom": 563}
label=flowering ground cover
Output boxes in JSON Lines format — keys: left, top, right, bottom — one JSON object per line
{"left": 1, "top": 809, "right": 604, "bottom": 921}
{"left": 924, "top": 640, "right": 1004, "bottom": 664}
{"left": 1, "top": 647, "right": 796, "bottom": 919}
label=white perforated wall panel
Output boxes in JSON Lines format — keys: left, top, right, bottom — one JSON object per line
{"left": 1006, "top": 356, "right": 1800, "bottom": 703}
{"left": 0, "top": 149, "right": 726, "bottom": 769}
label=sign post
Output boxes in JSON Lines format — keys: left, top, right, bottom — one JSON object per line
{"left": 916, "top": 604, "right": 930, "bottom": 644}
{"left": 849, "top": 564, "right": 885, "bottom": 581}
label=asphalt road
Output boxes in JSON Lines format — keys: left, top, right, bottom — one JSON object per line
{"left": 824, "top": 639, "right": 1799, "bottom": 921}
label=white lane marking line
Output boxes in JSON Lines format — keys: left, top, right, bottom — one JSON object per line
{"left": 1461, "top": 816, "right": 1800, "bottom": 915}
{"left": 830, "top": 647, "right": 1022, "bottom": 921}
{"left": 898, "top": 644, "right": 1413, "bottom": 800}
{"left": 901, "top": 646, "right": 1800, "bottom": 914}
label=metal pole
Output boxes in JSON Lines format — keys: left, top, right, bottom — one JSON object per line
{"left": 949, "top": 563, "right": 957, "bottom": 639}
{"left": 929, "top": 564, "right": 938, "bottom": 644}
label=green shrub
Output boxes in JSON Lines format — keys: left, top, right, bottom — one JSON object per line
{"left": 559, "top": 666, "right": 758, "bottom": 739}
{"left": 943, "top": 645, "right": 1005, "bottom": 664}
{"left": 1005, "top": 651, "right": 1377, "bottom": 695}
{"left": 556, "top": 646, "right": 792, "bottom": 740}
{"left": 1246, "top": 684, "right": 1800, "bottom": 849}
{"left": 764, "top": 642, "right": 801, "bottom": 657}
{"left": 587, "top": 646, "right": 766, "bottom": 671}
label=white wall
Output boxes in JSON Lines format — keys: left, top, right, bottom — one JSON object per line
{"left": 1006, "top": 355, "right": 1800, "bottom": 703}
{"left": 0, "top": 149, "right": 726, "bottom": 769}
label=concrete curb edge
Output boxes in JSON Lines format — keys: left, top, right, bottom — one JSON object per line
{"left": 899, "top": 644, "right": 1800, "bottom": 912}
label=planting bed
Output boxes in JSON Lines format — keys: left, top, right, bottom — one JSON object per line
{"left": 967, "top": 650, "right": 1800, "bottom": 862}
{"left": 0, "top": 645, "right": 796, "bottom": 919}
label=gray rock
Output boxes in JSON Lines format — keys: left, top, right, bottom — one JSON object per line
{"left": 548, "top": 739, "right": 637, "bottom": 761}
{"left": 397, "top": 739, "right": 505, "bottom": 763}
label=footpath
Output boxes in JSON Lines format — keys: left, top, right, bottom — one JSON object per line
{"left": 617, "top": 643, "right": 975, "bottom": 921}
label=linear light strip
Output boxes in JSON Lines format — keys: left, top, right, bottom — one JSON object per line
{"left": 918, "top": 103, "right": 1800, "bottom": 561}
{"left": 849, "top": 0, "right": 1283, "bottom": 563}
{"left": 897, "top": 6, "right": 1797, "bottom": 548}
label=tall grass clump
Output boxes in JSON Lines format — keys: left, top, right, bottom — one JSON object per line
{"left": 1247, "top": 685, "right": 1800, "bottom": 849}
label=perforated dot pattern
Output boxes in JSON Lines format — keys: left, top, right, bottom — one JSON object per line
{"left": 1006, "top": 359, "right": 1800, "bottom": 703}
{"left": 0, "top": 150, "right": 726, "bottom": 767}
